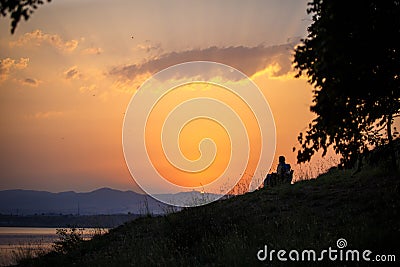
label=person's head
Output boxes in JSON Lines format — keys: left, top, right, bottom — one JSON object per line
{"left": 279, "top": 155, "right": 285, "bottom": 163}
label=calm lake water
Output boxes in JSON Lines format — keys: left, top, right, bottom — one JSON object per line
{"left": 0, "top": 227, "right": 107, "bottom": 266}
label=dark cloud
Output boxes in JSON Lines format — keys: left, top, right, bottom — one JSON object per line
{"left": 110, "top": 42, "right": 298, "bottom": 81}
{"left": 64, "top": 66, "right": 79, "bottom": 80}
{"left": 22, "top": 78, "right": 40, "bottom": 86}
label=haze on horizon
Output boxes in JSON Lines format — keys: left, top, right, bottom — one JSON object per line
{"left": 0, "top": 0, "right": 319, "bottom": 193}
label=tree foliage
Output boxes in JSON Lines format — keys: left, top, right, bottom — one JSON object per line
{"left": 53, "top": 228, "right": 83, "bottom": 254}
{"left": 293, "top": 0, "right": 400, "bottom": 168}
{"left": 0, "top": 0, "right": 51, "bottom": 34}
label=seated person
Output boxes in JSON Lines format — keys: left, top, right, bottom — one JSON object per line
{"left": 277, "top": 156, "right": 293, "bottom": 184}
{"left": 264, "top": 155, "right": 293, "bottom": 187}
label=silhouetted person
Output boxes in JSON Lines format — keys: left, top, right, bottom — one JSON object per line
{"left": 276, "top": 155, "right": 292, "bottom": 184}
{"left": 264, "top": 155, "right": 293, "bottom": 188}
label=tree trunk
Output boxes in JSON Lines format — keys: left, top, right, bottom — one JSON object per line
{"left": 387, "top": 113, "right": 397, "bottom": 171}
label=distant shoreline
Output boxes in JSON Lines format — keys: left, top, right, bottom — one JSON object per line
{"left": 0, "top": 214, "right": 140, "bottom": 228}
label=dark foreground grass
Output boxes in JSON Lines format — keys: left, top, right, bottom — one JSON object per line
{"left": 17, "top": 168, "right": 399, "bottom": 266}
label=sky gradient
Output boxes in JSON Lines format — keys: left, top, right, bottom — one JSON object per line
{"left": 0, "top": 0, "right": 320, "bottom": 193}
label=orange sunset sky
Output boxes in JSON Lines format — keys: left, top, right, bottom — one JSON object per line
{"left": 0, "top": 0, "right": 326, "bottom": 193}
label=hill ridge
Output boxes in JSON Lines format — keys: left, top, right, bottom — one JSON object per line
{"left": 21, "top": 167, "right": 400, "bottom": 266}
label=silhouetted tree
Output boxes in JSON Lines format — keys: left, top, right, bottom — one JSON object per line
{"left": 293, "top": 0, "right": 400, "bottom": 169}
{"left": 0, "top": 0, "right": 51, "bottom": 34}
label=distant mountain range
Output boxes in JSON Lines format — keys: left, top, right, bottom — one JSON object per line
{"left": 0, "top": 188, "right": 167, "bottom": 215}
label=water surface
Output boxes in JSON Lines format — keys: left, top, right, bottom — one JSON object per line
{"left": 0, "top": 227, "right": 107, "bottom": 266}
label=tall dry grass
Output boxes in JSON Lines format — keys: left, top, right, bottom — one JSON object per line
{"left": 293, "top": 156, "right": 340, "bottom": 182}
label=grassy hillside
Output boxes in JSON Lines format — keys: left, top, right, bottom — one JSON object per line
{"left": 18, "top": 166, "right": 399, "bottom": 266}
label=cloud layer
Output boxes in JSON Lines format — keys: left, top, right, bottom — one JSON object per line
{"left": 0, "top": 58, "right": 29, "bottom": 82}
{"left": 25, "top": 111, "right": 64, "bottom": 120}
{"left": 110, "top": 42, "right": 297, "bottom": 81}
{"left": 10, "top": 30, "right": 78, "bottom": 52}
{"left": 81, "top": 47, "right": 103, "bottom": 55}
